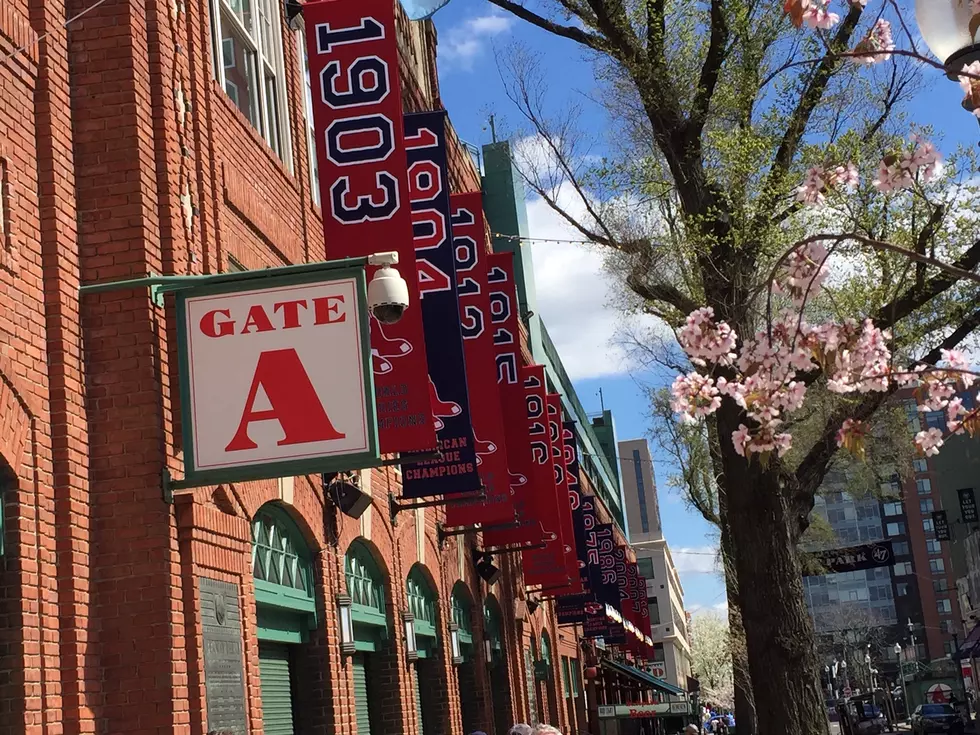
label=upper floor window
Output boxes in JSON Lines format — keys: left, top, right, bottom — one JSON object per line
{"left": 917, "top": 478, "right": 932, "bottom": 495}
{"left": 913, "top": 459, "right": 929, "bottom": 473}
{"left": 210, "top": 0, "right": 292, "bottom": 164}
{"left": 297, "top": 30, "right": 320, "bottom": 206}
{"left": 884, "top": 501, "right": 903, "bottom": 517}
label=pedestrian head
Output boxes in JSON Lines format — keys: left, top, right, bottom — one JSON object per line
{"left": 508, "top": 725, "right": 532, "bottom": 735}
{"left": 532, "top": 726, "right": 563, "bottom": 735}
{"left": 468, "top": 731, "right": 488, "bottom": 735}
{"left": 686, "top": 725, "right": 700, "bottom": 735}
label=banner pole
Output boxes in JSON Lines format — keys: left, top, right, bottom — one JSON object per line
{"left": 389, "top": 490, "right": 486, "bottom": 524}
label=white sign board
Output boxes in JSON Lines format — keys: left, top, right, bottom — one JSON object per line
{"left": 176, "top": 271, "right": 378, "bottom": 485}
{"left": 598, "top": 703, "right": 689, "bottom": 719}
{"left": 651, "top": 662, "right": 667, "bottom": 679}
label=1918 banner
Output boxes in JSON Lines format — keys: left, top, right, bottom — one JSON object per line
{"left": 400, "top": 112, "right": 479, "bottom": 497}
{"left": 305, "top": 0, "right": 435, "bottom": 454}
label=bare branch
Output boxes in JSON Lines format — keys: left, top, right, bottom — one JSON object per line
{"left": 486, "top": 0, "right": 609, "bottom": 52}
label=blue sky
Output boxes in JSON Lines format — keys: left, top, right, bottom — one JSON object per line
{"left": 427, "top": 0, "right": 980, "bottom": 614}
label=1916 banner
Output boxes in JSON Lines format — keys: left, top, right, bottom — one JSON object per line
{"left": 400, "top": 112, "right": 479, "bottom": 497}
{"left": 521, "top": 367, "right": 569, "bottom": 589}
{"left": 483, "top": 254, "right": 538, "bottom": 547}
{"left": 305, "top": 0, "right": 435, "bottom": 454}
{"left": 445, "top": 194, "right": 513, "bottom": 525}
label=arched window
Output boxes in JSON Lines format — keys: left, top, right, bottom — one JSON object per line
{"left": 344, "top": 541, "right": 388, "bottom": 646}
{"left": 252, "top": 505, "right": 315, "bottom": 619}
{"left": 406, "top": 566, "right": 437, "bottom": 640}
{"left": 540, "top": 631, "right": 552, "bottom": 668}
{"left": 483, "top": 597, "right": 503, "bottom": 665}
{"left": 451, "top": 583, "right": 473, "bottom": 649}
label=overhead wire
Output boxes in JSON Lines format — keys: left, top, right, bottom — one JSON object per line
{"left": 1, "top": 0, "right": 112, "bottom": 68}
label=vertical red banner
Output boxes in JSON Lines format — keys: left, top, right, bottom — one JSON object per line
{"left": 304, "top": 0, "right": 435, "bottom": 454}
{"left": 548, "top": 395, "right": 583, "bottom": 594}
{"left": 520, "top": 367, "right": 569, "bottom": 589}
{"left": 483, "top": 253, "right": 537, "bottom": 547}
{"left": 445, "top": 194, "right": 513, "bottom": 526}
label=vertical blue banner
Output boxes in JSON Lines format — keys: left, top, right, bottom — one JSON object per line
{"left": 401, "top": 111, "right": 480, "bottom": 498}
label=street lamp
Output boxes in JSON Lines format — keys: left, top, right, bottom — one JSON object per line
{"left": 914, "top": 0, "right": 980, "bottom": 74}
{"left": 896, "top": 642, "right": 910, "bottom": 721}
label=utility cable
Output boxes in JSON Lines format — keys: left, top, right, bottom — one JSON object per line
{"left": 2, "top": 0, "right": 111, "bottom": 67}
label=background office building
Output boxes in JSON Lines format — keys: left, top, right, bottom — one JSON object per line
{"left": 619, "top": 438, "right": 693, "bottom": 689}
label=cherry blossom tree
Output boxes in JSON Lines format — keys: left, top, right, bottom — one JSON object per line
{"left": 486, "top": 0, "right": 980, "bottom": 732}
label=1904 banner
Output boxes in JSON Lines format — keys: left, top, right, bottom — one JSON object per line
{"left": 400, "top": 112, "right": 479, "bottom": 498}
{"left": 305, "top": 0, "right": 435, "bottom": 455}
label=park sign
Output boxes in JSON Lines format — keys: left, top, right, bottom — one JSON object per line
{"left": 598, "top": 703, "right": 690, "bottom": 718}
{"left": 175, "top": 267, "right": 379, "bottom": 488}
{"left": 803, "top": 540, "right": 894, "bottom": 576}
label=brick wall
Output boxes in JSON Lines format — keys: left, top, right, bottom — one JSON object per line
{"left": 0, "top": 0, "right": 588, "bottom": 733}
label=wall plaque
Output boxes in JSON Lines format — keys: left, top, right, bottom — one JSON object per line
{"left": 200, "top": 577, "right": 248, "bottom": 734}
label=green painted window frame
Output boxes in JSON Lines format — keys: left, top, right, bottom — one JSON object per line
{"left": 406, "top": 566, "right": 437, "bottom": 640}
{"left": 251, "top": 504, "right": 317, "bottom": 642}
{"left": 483, "top": 599, "right": 503, "bottom": 665}
{"left": 562, "top": 657, "right": 572, "bottom": 698}
{"left": 345, "top": 541, "right": 389, "bottom": 648}
{"left": 451, "top": 585, "right": 474, "bottom": 646}
{"left": 540, "top": 632, "right": 552, "bottom": 666}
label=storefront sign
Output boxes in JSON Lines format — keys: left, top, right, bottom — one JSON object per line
{"left": 597, "top": 702, "right": 689, "bottom": 718}
{"left": 651, "top": 661, "right": 667, "bottom": 679}
{"left": 400, "top": 112, "right": 479, "bottom": 497}
{"left": 934, "top": 511, "right": 952, "bottom": 541}
{"left": 445, "top": 194, "right": 512, "bottom": 525}
{"left": 959, "top": 488, "right": 978, "bottom": 525}
{"left": 200, "top": 578, "right": 247, "bottom": 734}
{"left": 305, "top": 0, "right": 435, "bottom": 455}
{"left": 803, "top": 540, "right": 894, "bottom": 575}
{"left": 484, "top": 254, "right": 538, "bottom": 547}
{"left": 176, "top": 270, "right": 379, "bottom": 486}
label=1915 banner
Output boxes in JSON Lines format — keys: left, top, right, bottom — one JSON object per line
{"left": 549, "top": 396, "right": 582, "bottom": 594}
{"left": 445, "top": 194, "right": 513, "bottom": 525}
{"left": 400, "top": 112, "right": 479, "bottom": 497}
{"left": 305, "top": 0, "right": 435, "bottom": 454}
{"left": 483, "top": 254, "right": 538, "bottom": 547}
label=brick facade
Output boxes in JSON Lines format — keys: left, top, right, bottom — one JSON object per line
{"left": 0, "top": 1, "right": 587, "bottom": 734}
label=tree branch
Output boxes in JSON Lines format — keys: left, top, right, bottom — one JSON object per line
{"left": 754, "top": 6, "right": 864, "bottom": 234}
{"left": 873, "top": 235, "right": 980, "bottom": 332}
{"left": 691, "top": 0, "right": 730, "bottom": 135}
{"left": 486, "top": 0, "right": 609, "bottom": 52}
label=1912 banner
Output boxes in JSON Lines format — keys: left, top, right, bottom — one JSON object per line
{"left": 445, "top": 194, "right": 513, "bottom": 525}
{"left": 400, "top": 112, "right": 479, "bottom": 497}
{"left": 305, "top": 0, "right": 435, "bottom": 454}
{"left": 483, "top": 254, "right": 538, "bottom": 547}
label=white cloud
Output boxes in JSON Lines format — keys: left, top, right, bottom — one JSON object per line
{"left": 439, "top": 12, "right": 513, "bottom": 71}
{"left": 670, "top": 546, "right": 721, "bottom": 575}
{"left": 526, "top": 191, "right": 668, "bottom": 381}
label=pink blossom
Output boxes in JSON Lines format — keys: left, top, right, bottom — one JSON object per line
{"left": 803, "top": 0, "right": 840, "bottom": 28}
{"left": 873, "top": 137, "right": 943, "bottom": 192}
{"left": 958, "top": 61, "right": 980, "bottom": 118}
{"left": 836, "top": 418, "right": 861, "bottom": 447}
{"left": 670, "top": 373, "right": 721, "bottom": 421}
{"left": 677, "top": 307, "right": 738, "bottom": 367}
{"left": 773, "top": 241, "right": 830, "bottom": 305}
{"left": 942, "top": 348, "right": 975, "bottom": 388}
{"left": 795, "top": 164, "right": 859, "bottom": 206}
{"left": 915, "top": 427, "right": 945, "bottom": 457}
{"left": 732, "top": 425, "right": 751, "bottom": 457}
{"left": 852, "top": 20, "right": 894, "bottom": 65}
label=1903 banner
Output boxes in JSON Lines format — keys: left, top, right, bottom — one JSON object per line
{"left": 400, "top": 112, "right": 479, "bottom": 498}
{"left": 304, "top": 0, "right": 435, "bottom": 454}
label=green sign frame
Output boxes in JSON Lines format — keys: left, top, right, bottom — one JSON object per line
{"left": 173, "top": 265, "right": 380, "bottom": 490}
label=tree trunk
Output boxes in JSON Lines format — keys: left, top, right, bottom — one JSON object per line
{"left": 718, "top": 426, "right": 828, "bottom": 735}
{"left": 721, "top": 525, "right": 757, "bottom": 735}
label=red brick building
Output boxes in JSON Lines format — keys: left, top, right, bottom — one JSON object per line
{"left": 0, "top": 1, "right": 618, "bottom": 733}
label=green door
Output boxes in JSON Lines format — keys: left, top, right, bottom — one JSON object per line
{"left": 352, "top": 653, "right": 372, "bottom": 735}
{"left": 259, "top": 641, "right": 295, "bottom": 735}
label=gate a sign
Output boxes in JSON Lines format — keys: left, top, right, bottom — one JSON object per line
{"left": 175, "top": 270, "right": 379, "bottom": 486}
{"left": 305, "top": 0, "right": 436, "bottom": 455}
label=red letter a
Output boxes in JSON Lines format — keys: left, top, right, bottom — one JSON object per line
{"left": 225, "top": 348, "right": 346, "bottom": 452}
